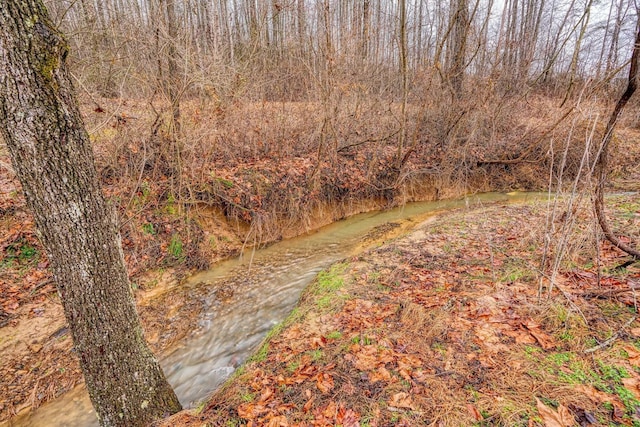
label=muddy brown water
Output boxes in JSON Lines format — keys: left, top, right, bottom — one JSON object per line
{"left": 3, "top": 192, "right": 541, "bottom": 426}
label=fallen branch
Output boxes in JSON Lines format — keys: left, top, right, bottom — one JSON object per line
{"left": 580, "top": 281, "right": 640, "bottom": 299}
{"left": 613, "top": 259, "right": 638, "bottom": 271}
{"left": 337, "top": 129, "right": 400, "bottom": 153}
{"left": 584, "top": 316, "right": 637, "bottom": 354}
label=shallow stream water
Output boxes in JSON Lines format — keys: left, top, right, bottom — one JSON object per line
{"left": 4, "top": 192, "right": 540, "bottom": 426}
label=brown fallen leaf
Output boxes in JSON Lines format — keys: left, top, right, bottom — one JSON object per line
{"left": 282, "top": 324, "right": 303, "bottom": 340}
{"left": 352, "top": 345, "right": 394, "bottom": 371}
{"left": 397, "top": 368, "right": 412, "bottom": 381}
{"left": 369, "top": 366, "right": 391, "bottom": 383}
{"left": 622, "top": 377, "right": 640, "bottom": 400}
{"left": 535, "top": 398, "right": 574, "bottom": 427}
{"left": 237, "top": 403, "right": 268, "bottom": 420}
{"left": 475, "top": 323, "right": 501, "bottom": 344}
{"left": 389, "top": 392, "right": 415, "bottom": 410}
{"left": 310, "top": 335, "right": 327, "bottom": 348}
{"left": 323, "top": 400, "right": 338, "bottom": 418}
{"left": 266, "top": 415, "right": 289, "bottom": 427}
{"left": 508, "top": 329, "right": 537, "bottom": 345}
{"left": 575, "top": 385, "right": 624, "bottom": 409}
{"left": 351, "top": 350, "right": 377, "bottom": 371}
{"left": 467, "top": 404, "right": 483, "bottom": 421}
{"left": 259, "top": 387, "right": 274, "bottom": 403}
{"left": 337, "top": 406, "right": 360, "bottom": 427}
{"left": 276, "top": 403, "right": 296, "bottom": 412}
{"left": 303, "top": 397, "right": 314, "bottom": 413}
{"left": 316, "top": 372, "right": 334, "bottom": 393}
{"left": 623, "top": 345, "right": 640, "bottom": 367}
{"left": 612, "top": 404, "right": 626, "bottom": 423}
{"left": 523, "top": 321, "right": 556, "bottom": 350}
{"left": 397, "top": 354, "right": 423, "bottom": 370}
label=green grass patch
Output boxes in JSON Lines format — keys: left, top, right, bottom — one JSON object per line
{"left": 316, "top": 295, "right": 333, "bottom": 309}
{"left": 307, "top": 263, "right": 349, "bottom": 311}
{"left": 309, "top": 349, "right": 323, "bottom": 361}
{"left": 313, "top": 263, "right": 347, "bottom": 294}
{"left": 286, "top": 359, "right": 300, "bottom": 373}
{"left": 142, "top": 223, "right": 156, "bottom": 235}
{"left": 168, "top": 234, "right": 184, "bottom": 260}
{"left": 557, "top": 331, "right": 574, "bottom": 341}
{"left": 2, "top": 240, "right": 39, "bottom": 268}
{"left": 499, "top": 265, "right": 534, "bottom": 284}
{"left": 240, "top": 391, "right": 255, "bottom": 402}
{"left": 249, "top": 342, "right": 270, "bottom": 363}
{"left": 212, "top": 175, "right": 234, "bottom": 189}
{"left": 248, "top": 308, "right": 304, "bottom": 364}
{"left": 527, "top": 348, "right": 640, "bottom": 417}
{"left": 615, "top": 385, "right": 640, "bottom": 414}
{"left": 327, "top": 330, "right": 343, "bottom": 340}
{"left": 352, "top": 335, "right": 374, "bottom": 345}
{"left": 164, "top": 193, "right": 179, "bottom": 215}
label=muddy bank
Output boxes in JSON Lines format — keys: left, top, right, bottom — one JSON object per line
{"left": 161, "top": 193, "right": 640, "bottom": 427}
{"left": 0, "top": 186, "right": 494, "bottom": 422}
{"left": 1, "top": 96, "right": 640, "bottom": 422}
{"left": 0, "top": 192, "right": 520, "bottom": 423}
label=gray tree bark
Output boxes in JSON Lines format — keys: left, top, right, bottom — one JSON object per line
{"left": 447, "top": 0, "right": 469, "bottom": 97}
{"left": 160, "top": 0, "right": 181, "bottom": 134}
{"left": 0, "top": 1, "right": 182, "bottom": 426}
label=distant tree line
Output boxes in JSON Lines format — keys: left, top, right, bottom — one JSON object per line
{"left": 45, "top": 0, "right": 636, "bottom": 102}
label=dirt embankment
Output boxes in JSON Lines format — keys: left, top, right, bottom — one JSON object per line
{"left": 161, "top": 194, "right": 640, "bottom": 427}
{"left": 1, "top": 95, "right": 640, "bottom": 422}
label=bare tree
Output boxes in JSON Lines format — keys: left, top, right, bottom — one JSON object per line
{"left": 0, "top": 1, "right": 182, "bottom": 425}
{"left": 447, "top": 0, "right": 470, "bottom": 96}
{"left": 594, "top": 15, "right": 640, "bottom": 259}
{"left": 397, "top": 0, "right": 409, "bottom": 166}
{"left": 160, "top": 0, "right": 181, "bottom": 133}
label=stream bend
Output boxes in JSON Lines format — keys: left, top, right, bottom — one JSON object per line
{"left": 4, "top": 192, "right": 539, "bottom": 427}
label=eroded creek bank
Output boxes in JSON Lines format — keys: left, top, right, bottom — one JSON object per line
{"left": 1, "top": 192, "right": 540, "bottom": 426}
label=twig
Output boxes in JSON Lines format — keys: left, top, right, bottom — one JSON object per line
{"left": 337, "top": 129, "right": 400, "bottom": 153}
{"left": 69, "top": 71, "right": 103, "bottom": 112}
{"left": 539, "top": 272, "right": 589, "bottom": 326}
{"left": 613, "top": 259, "right": 638, "bottom": 271}
{"left": 29, "top": 279, "right": 54, "bottom": 296}
{"left": 581, "top": 282, "right": 640, "bottom": 298}
{"left": 584, "top": 316, "right": 637, "bottom": 354}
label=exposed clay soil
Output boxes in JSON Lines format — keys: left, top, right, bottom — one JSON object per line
{"left": 159, "top": 194, "right": 640, "bottom": 427}
{"left": 1, "top": 97, "right": 640, "bottom": 424}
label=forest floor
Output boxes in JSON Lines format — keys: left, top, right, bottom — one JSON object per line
{"left": 161, "top": 194, "right": 640, "bottom": 427}
{"left": 1, "top": 96, "right": 640, "bottom": 424}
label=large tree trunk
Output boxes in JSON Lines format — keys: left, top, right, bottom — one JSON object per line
{"left": 447, "top": 0, "right": 469, "bottom": 98}
{"left": 397, "top": 0, "right": 408, "bottom": 166}
{"left": 0, "top": 2, "right": 182, "bottom": 426}
{"left": 162, "top": 0, "right": 181, "bottom": 134}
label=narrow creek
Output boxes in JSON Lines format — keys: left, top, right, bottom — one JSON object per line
{"left": 4, "top": 192, "right": 540, "bottom": 427}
